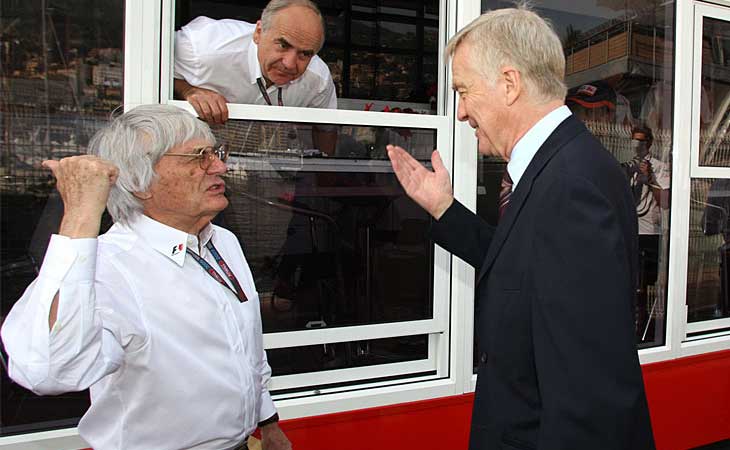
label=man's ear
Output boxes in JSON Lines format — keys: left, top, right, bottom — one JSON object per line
{"left": 253, "top": 20, "right": 263, "bottom": 44}
{"left": 502, "top": 66, "right": 522, "bottom": 106}
{"left": 132, "top": 191, "right": 152, "bottom": 201}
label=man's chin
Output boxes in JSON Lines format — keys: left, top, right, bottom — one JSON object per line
{"left": 269, "top": 73, "right": 297, "bottom": 86}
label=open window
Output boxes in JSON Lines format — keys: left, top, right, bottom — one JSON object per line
{"left": 164, "top": 0, "right": 443, "bottom": 114}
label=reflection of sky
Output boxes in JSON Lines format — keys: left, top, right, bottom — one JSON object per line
{"left": 483, "top": 0, "right": 626, "bottom": 40}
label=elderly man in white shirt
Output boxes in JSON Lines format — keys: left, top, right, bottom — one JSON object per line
{"left": 174, "top": 0, "right": 337, "bottom": 124}
{"left": 1, "top": 105, "right": 290, "bottom": 450}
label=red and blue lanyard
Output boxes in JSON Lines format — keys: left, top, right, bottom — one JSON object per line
{"left": 187, "top": 241, "right": 248, "bottom": 303}
{"left": 256, "top": 78, "right": 283, "bottom": 106}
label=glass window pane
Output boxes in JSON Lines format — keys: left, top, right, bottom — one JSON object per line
{"left": 472, "top": 1, "right": 675, "bottom": 369}
{"left": 698, "top": 17, "right": 730, "bottom": 167}
{"left": 1, "top": 0, "right": 124, "bottom": 436}
{"left": 173, "top": 1, "right": 440, "bottom": 113}
{"left": 687, "top": 179, "right": 730, "bottom": 322}
{"left": 268, "top": 335, "right": 429, "bottom": 380}
{"left": 211, "top": 119, "right": 436, "bottom": 334}
{"left": 380, "top": 22, "right": 417, "bottom": 50}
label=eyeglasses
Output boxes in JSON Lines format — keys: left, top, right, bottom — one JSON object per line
{"left": 164, "top": 144, "right": 229, "bottom": 171}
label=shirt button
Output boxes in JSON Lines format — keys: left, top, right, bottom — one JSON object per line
{"left": 480, "top": 352, "right": 488, "bottom": 363}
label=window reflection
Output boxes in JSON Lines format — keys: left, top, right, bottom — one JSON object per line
{"left": 210, "top": 119, "right": 436, "bottom": 334}
{"left": 174, "top": 0, "right": 439, "bottom": 113}
{"left": 474, "top": 1, "right": 674, "bottom": 365}
{"left": 688, "top": 179, "right": 730, "bottom": 323}
{"left": 698, "top": 17, "right": 730, "bottom": 168}
{"left": 1, "top": 0, "right": 124, "bottom": 436}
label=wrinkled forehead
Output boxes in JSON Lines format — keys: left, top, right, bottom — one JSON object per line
{"left": 450, "top": 44, "right": 476, "bottom": 86}
{"left": 267, "top": 5, "right": 324, "bottom": 49}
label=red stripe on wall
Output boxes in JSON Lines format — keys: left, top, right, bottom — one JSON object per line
{"left": 279, "top": 350, "right": 730, "bottom": 450}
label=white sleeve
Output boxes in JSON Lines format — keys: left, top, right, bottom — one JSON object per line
{"left": 1, "top": 235, "right": 125, "bottom": 395}
{"left": 312, "top": 76, "right": 338, "bottom": 110}
{"left": 257, "top": 346, "right": 277, "bottom": 423}
{"left": 174, "top": 26, "right": 202, "bottom": 83}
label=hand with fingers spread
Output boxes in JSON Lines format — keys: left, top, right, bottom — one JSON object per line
{"left": 43, "top": 155, "right": 119, "bottom": 238}
{"left": 182, "top": 86, "right": 229, "bottom": 125}
{"left": 386, "top": 145, "right": 453, "bottom": 220}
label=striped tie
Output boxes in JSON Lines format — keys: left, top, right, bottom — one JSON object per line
{"left": 498, "top": 169, "right": 513, "bottom": 220}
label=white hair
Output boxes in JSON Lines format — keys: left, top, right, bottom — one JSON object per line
{"left": 445, "top": 4, "right": 567, "bottom": 103}
{"left": 86, "top": 104, "right": 215, "bottom": 225}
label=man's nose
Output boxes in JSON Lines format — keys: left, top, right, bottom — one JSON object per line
{"left": 207, "top": 155, "right": 227, "bottom": 175}
{"left": 456, "top": 101, "right": 468, "bottom": 122}
{"left": 281, "top": 49, "right": 298, "bottom": 69}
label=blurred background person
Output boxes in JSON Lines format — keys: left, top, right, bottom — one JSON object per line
{"left": 622, "top": 124, "right": 670, "bottom": 341}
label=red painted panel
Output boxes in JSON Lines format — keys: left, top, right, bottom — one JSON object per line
{"left": 280, "top": 395, "right": 473, "bottom": 450}
{"left": 642, "top": 350, "right": 730, "bottom": 450}
{"left": 278, "top": 350, "right": 730, "bottom": 450}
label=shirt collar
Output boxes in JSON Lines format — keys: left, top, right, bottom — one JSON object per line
{"left": 507, "top": 105, "right": 572, "bottom": 189}
{"left": 247, "top": 38, "right": 263, "bottom": 85}
{"left": 131, "top": 214, "right": 215, "bottom": 267}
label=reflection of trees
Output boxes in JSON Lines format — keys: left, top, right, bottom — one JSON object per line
{"left": 563, "top": 24, "right": 582, "bottom": 50}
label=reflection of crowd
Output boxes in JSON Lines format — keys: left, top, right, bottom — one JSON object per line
{"left": 566, "top": 79, "right": 673, "bottom": 342}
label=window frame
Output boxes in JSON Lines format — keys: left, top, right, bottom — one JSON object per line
{"left": 158, "top": 0, "right": 458, "bottom": 404}
{"left": 681, "top": 1, "right": 730, "bottom": 339}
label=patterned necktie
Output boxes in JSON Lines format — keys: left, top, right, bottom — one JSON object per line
{"left": 498, "top": 169, "right": 513, "bottom": 220}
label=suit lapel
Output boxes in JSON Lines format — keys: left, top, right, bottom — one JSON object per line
{"left": 476, "top": 115, "right": 586, "bottom": 284}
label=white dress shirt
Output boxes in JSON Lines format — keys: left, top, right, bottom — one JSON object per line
{"left": 174, "top": 16, "right": 337, "bottom": 109}
{"left": 507, "top": 105, "right": 572, "bottom": 189}
{"left": 633, "top": 156, "right": 670, "bottom": 235}
{"left": 1, "top": 214, "right": 276, "bottom": 450}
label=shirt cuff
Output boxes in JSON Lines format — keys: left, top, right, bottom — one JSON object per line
{"left": 38, "top": 235, "right": 97, "bottom": 284}
{"left": 258, "top": 390, "right": 277, "bottom": 426}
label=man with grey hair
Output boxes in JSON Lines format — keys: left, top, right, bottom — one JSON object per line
{"left": 1, "top": 105, "right": 291, "bottom": 450}
{"left": 174, "top": 0, "right": 336, "bottom": 124}
{"left": 387, "top": 6, "right": 655, "bottom": 450}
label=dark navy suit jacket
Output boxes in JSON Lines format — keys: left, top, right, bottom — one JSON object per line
{"left": 432, "top": 114, "right": 655, "bottom": 450}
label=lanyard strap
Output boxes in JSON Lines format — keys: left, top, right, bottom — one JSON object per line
{"left": 256, "top": 78, "right": 283, "bottom": 106}
{"left": 187, "top": 241, "right": 248, "bottom": 303}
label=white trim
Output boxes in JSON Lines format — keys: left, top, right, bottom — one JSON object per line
{"left": 263, "top": 321, "right": 444, "bottom": 349}
{"left": 272, "top": 373, "right": 444, "bottom": 401}
{"left": 667, "top": 0, "right": 696, "bottom": 354}
{"left": 677, "top": 0, "right": 730, "bottom": 345}
{"left": 698, "top": 0, "right": 730, "bottom": 8}
{"left": 275, "top": 378, "right": 458, "bottom": 420}
{"left": 690, "top": 2, "right": 730, "bottom": 176}
{"left": 168, "top": 99, "right": 450, "bottom": 129}
{"left": 680, "top": 332, "right": 730, "bottom": 355}
{"left": 0, "top": 428, "right": 86, "bottom": 450}
{"left": 691, "top": 167, "right": 730, "bottom": 178}
{"left": 160, "top": 0, "right": 175, "bottom": 103}
{"left": 638, "top": 344, "right": 675, "bottom": 364}
{"left": 452, "top": 0, "right": 482, "bottom": 395}
{"left": 123, "top": 0, "right": 161, "bottom": 109}
{"left": 686, "top": 317, "right": 730, "bottom": 334}
{"left": 270, "top": 359, "right": 436, "bottom": 391}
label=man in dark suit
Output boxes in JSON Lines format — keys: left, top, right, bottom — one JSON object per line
{"left": 386, "top": 6, "right": 655, "bottom": 450}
